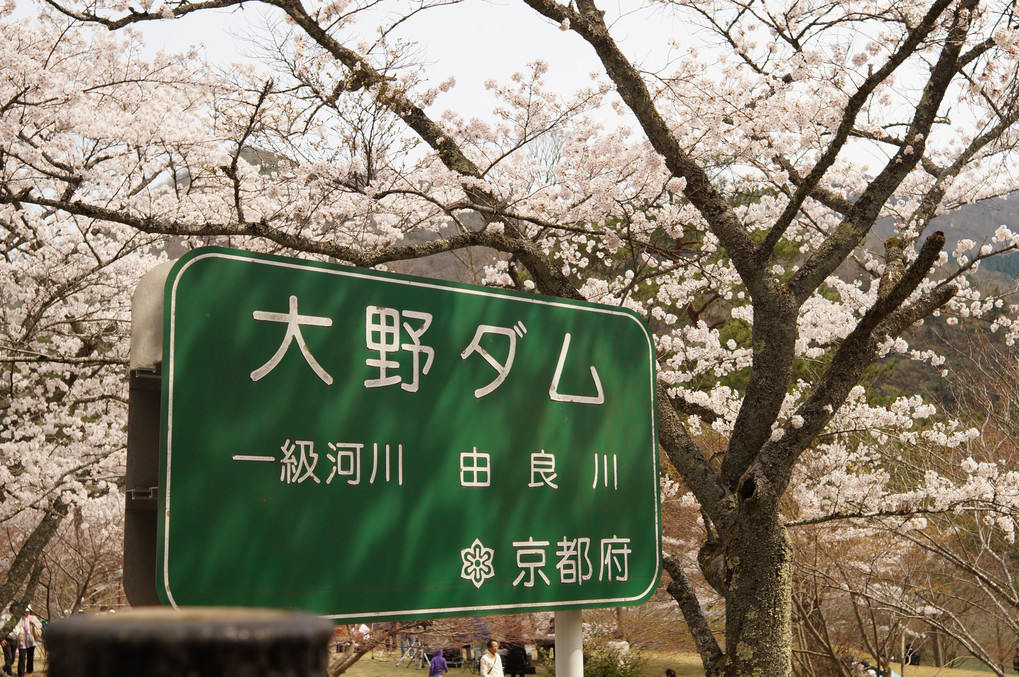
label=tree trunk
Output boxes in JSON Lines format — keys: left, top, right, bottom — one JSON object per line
{"left": 22, "top": 558, "right": 45, "bottom": 615}
{"left": 930, "top": 626, "right": 944, "bottom": 667}
{"left": 0, "top": 498, "right": 68, "bottom": 635}
{"left": 723, "top": 515, "right": 793, "bottom": 676}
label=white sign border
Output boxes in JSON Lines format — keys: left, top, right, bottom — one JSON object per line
{"left": 161, "top": 248, "right": 661, "bottom": 619}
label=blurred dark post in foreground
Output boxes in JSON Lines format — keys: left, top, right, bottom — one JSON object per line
{"left": 45, "top": 607, "right": 334, "bottom": 677}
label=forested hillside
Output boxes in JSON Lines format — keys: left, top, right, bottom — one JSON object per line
{"left": 888, "top": 193, "right": 1019, "bottom": 279}
{"left": 865, "top": 192, "right": 1017, "bottom": 407}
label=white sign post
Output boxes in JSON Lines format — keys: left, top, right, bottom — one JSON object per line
{"left": 555, "top": 610, "right": 584, "bottom": 677}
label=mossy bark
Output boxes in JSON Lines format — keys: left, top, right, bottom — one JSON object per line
{"left": 721, "top": 516, "right": 793, "bottom": 677}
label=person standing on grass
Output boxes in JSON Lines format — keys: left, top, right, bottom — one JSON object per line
{"left": 429, "top": 648, "right": 448, "bottom": 677}
{"left": 480, "top": 640, "right": 503, "bottom": 677}
{"left": 15, "top": 607, "right": 41, "bottom": 676}
{"left": 504, "top": 644, "right": 529, "bottom": 677}
{"left": 0, "top": 603, "right": 17, "bottom": 675}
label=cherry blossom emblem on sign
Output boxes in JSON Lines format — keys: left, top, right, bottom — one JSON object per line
{"left": 460, "top": 538, "right": 495, "bottom": 589}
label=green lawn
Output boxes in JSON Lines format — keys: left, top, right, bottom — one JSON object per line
{"left": 32, "top": 643, "right": 1003, "bottom": 676}
{"left": 343, "top": 651, "right": 705, "bottom": 677}
{"left": 344, "top": 650, "right": 1000, "bottom": 677}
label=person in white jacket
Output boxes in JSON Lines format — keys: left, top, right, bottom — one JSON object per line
{"left": 15, "top": 608, "right": 41, "bottom": 676}
{"left": 480, "top": 640, "right": 503, "bottom": 677}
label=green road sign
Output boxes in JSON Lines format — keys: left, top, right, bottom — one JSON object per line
{"left": 157, "top": 247, "right": 659, "bottom": 620}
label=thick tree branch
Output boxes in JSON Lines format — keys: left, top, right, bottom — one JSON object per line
{"left": 906, "top": 105, "right": 1019, "bottom": 243}
{"left": 0, "top": 354, "right": 127, "bottom": 366}
{"left": 518, "top": 0, "right": 801, "bottom": 497}
{"left": 268, "top": 0, "right": 587, "bottom": 301}
{"left": 760, "top": 0, "right": 957, "bottom": 258}
{"left": 787, "top": 0, "right": 979, "bottom": 303}
{"left": 520, "top": 0, "right": 765, "bottom": 294}
{"left": 668, "top": 393, "right": 720, "bottom": 425}
{"left": 755, "top": 233, "right": 952, "bottom": 504}
{"left": 785, "top": 501, "right": 1015, "bottom": 529}
{"left": 719, "top": 297, "right": 798, "bottom": 490}
{"left": 776, "top": 157, "right": 854, "bottom": 215}
{"left": 0, "top": 497, "right": 69, "bottom": 620}
{"left": 41, "top": 0, "right": 245, "bottom": 28}
{"left": 658, "top": 384, "right": 730, "bottom": 529}
{"left": 876, "top": 282, "right": 958, "bottom": 339}
{"left": 42, "top": 0, "right": 584, "bottom": 303}
{"left": 663, "top": 555, "right": 723, "bottom": 676}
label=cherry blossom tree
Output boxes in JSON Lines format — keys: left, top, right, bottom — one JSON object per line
{"left": 0, "top": 9, "right": 187, "bottom": 620}
{"left": 788, "top": 476, "right": 1016, "bottom": 676}
{"left": 36, "top": 494, "right": 126, "bottom": 618}
{"left": 3, "top": 0, "right": 1019, "bottom": 675}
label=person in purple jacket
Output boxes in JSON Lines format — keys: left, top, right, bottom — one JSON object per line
{"left": 429, "top": 648, "right": 448, "bottom": 677}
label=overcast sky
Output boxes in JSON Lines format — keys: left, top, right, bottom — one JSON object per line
{"left": 136, "top": 1, "right": 690, "bottom": 121}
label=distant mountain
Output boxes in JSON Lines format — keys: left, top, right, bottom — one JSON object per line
{"left": 929, "top": 194, "right": 1019, "bottom": 278}
{"left": 874, "top": 193, "right": 1019, "bottom": 281}
{"left": 864, "top": 193, "right": 1018, "bottom": 411}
